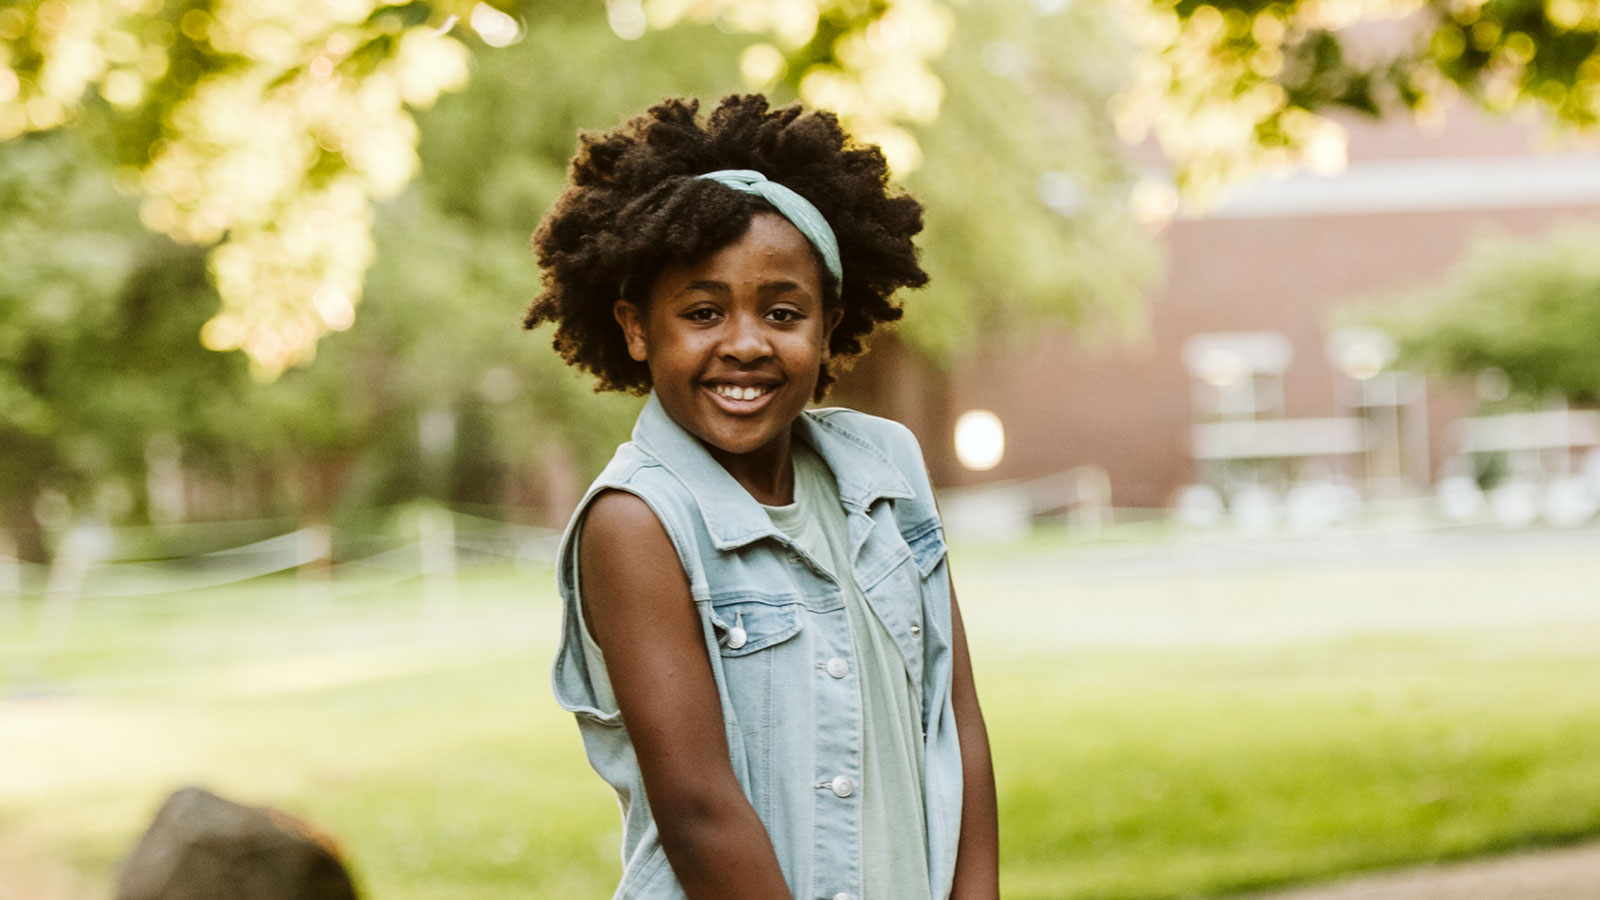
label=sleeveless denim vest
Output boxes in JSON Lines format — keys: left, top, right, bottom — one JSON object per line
{"left": 551, "top": 392, "right": 962, "bottom": 900}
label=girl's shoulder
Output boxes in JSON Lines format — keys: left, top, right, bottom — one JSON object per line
{"left": 802, "top": 406, "right": 934, "bottom": 496}
{"left": 565, "top": 440, "right": 700, "bottom": 536}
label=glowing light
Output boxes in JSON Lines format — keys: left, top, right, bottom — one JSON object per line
{"left": 200, "top": 313, "right": 246, "bottom": 351}
{"left": 312, "top": 284, "right": 355, "bottom": 331}
{"left": 37, "top": 1, "right": 69, "bottom": 33}
{"left": 1303, "top": 120, "right": 1349, "bottom": 175}
{"left": 1327, "top": 329, "right": 1395, "bottom": 380}
{"left": 105, "top": 30, "right": 140, "bottom": 64}
{"left": 771, "top": 0, "right": 818, "bottom": 48}
{"left": 1341, "top": 344, "right": 1384, "bottom": 380}
{"left": 1196, "top": 348, "right": 1246, "bottom": 387}
{"left": 0, "top": 110, "right": 24, "bottom": 140}
{"left": 1129, "top": 177, "right": 1179, "bottom": 227}
{"left": 101, "top": 69, "right": 143, "bottom": 106}
{"left": 608, "top": 0, "right": 648, "bottom": 40}
{"left": 1038, "top": 172, "right": 1082, "bottom": 214}
{"left": 138, "top": 46, "right": 169, "bottom": 79}
{"left": 470, "top": 3, "right": 522, "bottom": 48}
{"left": 871, "top": 124, "right": 922, "bottom": 175}
{"left": 954, "top": 410, "right": 1006, "bottom": 472}
{"left": 25, "top": 96, "right": 65, "bottom": 129}
{"left": 740, "top": 43, "right": 786, "bottom": 90}
{"left": 179, "top": 9, "right": 210, "bottom": 42}
{"left": 0, "top": 68, "right": 18, "bottom": 104}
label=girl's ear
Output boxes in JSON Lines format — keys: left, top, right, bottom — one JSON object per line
{"left": 613, "top": 300, "right": 649, "bottom": 362}
{"left": 821, "top": 307, "right": 845, "bottom": 359}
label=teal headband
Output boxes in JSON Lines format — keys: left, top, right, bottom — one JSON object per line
{"left": 696, "top": 169, "right": 843, "bottom": 287}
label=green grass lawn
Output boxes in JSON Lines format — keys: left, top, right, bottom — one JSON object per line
{"left": 4, "top": 531, "right": 1600, "bottom": 899}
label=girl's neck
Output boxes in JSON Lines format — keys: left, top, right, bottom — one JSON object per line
{"left": 707, "top": 432, "right": 795, "bottom": 506}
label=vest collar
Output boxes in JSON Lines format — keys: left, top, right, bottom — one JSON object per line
{"left": 631, "top": 392, "right": 915, "bottom": 551}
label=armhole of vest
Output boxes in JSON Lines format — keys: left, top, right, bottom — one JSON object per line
{"left": 571, "top": 481, "right": 703, "bottom": 605}
{"left": 555, "top": 481, "right": 695, "bottom": 725}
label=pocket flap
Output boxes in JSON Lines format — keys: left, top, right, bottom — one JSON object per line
{"left": 908, "top": 525, "right": 947, "bottom": 577}
{"left": 709, "top": 600, "right": 803, "bottom": 657}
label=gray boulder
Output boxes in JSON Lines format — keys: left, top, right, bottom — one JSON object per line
{"left": 116, "top": 786, "right": 359, "bottom": 900}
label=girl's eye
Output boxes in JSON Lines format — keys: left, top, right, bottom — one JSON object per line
{"left": 768, "top": 308, "right": 804, "bottom": 323}
{"left": 683, "top": 308, "right": 720, "bottom": 322}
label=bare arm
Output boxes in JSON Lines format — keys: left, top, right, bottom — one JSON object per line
{"left": 948, "top": 581, "right": 1001, "bottom": 900}
{"left": 579, "top": 490, "right": 794, "bottom": 900}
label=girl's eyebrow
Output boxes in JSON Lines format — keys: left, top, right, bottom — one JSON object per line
{"left": 682, "top": 279, "right": 730, "bottom": 295}
{"left": 679, "top": 279, "right": 807, "bottom": 296}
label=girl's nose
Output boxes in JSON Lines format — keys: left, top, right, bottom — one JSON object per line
{"left": 720, "top": 312, "right": 772, "bottom": 362}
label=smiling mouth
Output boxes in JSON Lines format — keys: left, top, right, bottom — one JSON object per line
{"left": 703, "top": 381, "right": 780, "bottom": 413}
{"left": 710, "top": 384, "right": 773, "bottom": 401}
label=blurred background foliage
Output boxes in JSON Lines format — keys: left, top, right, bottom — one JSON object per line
{"left": 1367, "top": 225, "right": 1600, "bottom": 405}
{"left": 0, "top": 0, "right": 1154, "bottom": 557}
{"left": 10, "top": 0, "right": 1600, "bottom": 372}
{"left": 4, "top": 0, "right": 1600, "bottom": 557}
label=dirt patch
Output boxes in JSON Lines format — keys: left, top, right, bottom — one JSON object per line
{"left": 0, "top": 832, "right": 98, "bottom": 900}
{"left": 1228, "top": 840, "right": 1600, "bottom": 900}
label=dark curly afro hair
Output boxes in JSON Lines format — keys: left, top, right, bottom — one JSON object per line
{"left": 524, "top": 94, "right": 928, "bottom": 399}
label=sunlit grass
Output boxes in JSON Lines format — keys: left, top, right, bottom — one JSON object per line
{"left": 4, "top": 533, "right": 1600, "bottom": 900}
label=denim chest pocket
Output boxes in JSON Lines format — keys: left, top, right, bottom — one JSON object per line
{"left": 906, "top": 523, "right": 947, "bottom": 577}
{"left": 711, "top": 600, "right": 803, "bottom": 656}
{"left": 857, "top": 521, "right": 948, "bottom": 694}
{"left": 708, "top": 599, "right": 805, "bottom": 737}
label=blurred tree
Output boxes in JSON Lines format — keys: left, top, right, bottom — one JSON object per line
{"left": 0, "top": 0, "right": 946, "bottom": 374}
{"left": 0, "top": 128, "right": 262, "bottom": 558}
{"left": 0, "top": 2, "right": 1163, "bottom": 546}
{"left": 898, "top": 0, "right": 1160, "bottom": 361}
{"left": 7, "top": 0, "right": 1600, "bottom": 369}
{"left": 1117, "top": 0, "right": 1600, "bottom": 208}
{"left": 0, "top": 0, "right": 481, "bottom": 376}
{"left": 1370, "top": 225, "right": 1600, "bottom": 404}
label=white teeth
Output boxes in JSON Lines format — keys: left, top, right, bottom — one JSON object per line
{"left": 713, "top": 384, "right": 768, "bottom": 401}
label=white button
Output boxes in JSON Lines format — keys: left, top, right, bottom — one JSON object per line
{"left": 834, "top": 893, "right": 853, "bottom": 900}
{"left": 910, "top": 623, "right": 921, "bottom": 637}
{"left": 830, "top": 775, "right": 854, "bottom": 798}
{"left": 726, "top": 626, "right": 747, "bottom": 650}
{"left": 826, "top": 657, "right": 848, "bottom": 678}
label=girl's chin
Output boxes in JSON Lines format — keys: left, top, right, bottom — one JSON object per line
{"left": 699, "top": 428, "right": 785, "bottom": 460}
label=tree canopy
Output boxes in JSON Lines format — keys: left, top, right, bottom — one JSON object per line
{"left": 13, "top": 3, "right": 1144, "bottom": 545}
{"left": 1371, "top": 225, "right": 1600, "bottom": 405}
{"left": 1118, "top": 0, "right": 1600, "bottom": 205}
{"left": 8, "top": 0, "right": 1600, "bottom": 368}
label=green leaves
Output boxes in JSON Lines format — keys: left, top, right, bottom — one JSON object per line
{"left": 1372, "top": 226, "right": 1600, "bottom": 405}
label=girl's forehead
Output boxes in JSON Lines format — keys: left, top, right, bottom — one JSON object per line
{"left": 651, "top": 214, "right": 825, "bottom": 297}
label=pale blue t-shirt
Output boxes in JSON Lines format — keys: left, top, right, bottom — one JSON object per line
{"left": 761, "top": 441, "right": 930, "bottom": 900}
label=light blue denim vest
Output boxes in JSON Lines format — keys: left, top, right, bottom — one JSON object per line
{"left": 552, "top": 392, "right": 962, "bottom": 900}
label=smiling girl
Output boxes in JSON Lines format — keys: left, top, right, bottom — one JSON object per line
{"left": 528, "top": 95, "right": 997, "bottom": 900}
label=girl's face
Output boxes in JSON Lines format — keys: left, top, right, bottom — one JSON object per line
{"left": 614, "top": 213, "right": 842, "bottom": 471}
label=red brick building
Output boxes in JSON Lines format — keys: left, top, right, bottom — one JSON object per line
{"left": 838, "top": 108, "right": 1600, "bottom": 510}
